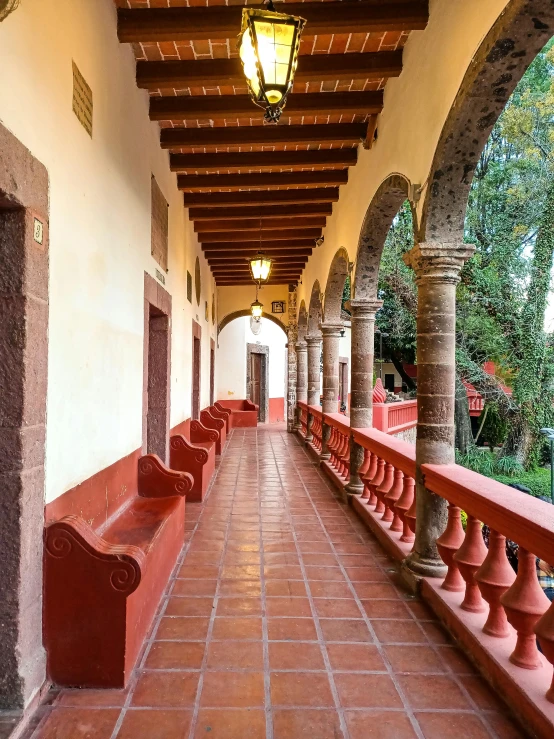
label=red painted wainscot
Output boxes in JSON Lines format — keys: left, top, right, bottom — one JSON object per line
{"left": 352, "top": 427, "right": 554, "bottom": 739}
{"left": 43, "top": 455, "right": 193, "bottom": 690}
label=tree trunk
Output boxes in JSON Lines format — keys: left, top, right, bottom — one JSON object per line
{"left": 455, "top": 374, "right": 473, "bottom": 454}
{"left": 389, "top": 350, "right": 416, "bottom": 391}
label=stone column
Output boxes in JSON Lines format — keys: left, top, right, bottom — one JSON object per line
{"left": 305, "top": 334, "right": 321, "bottom": 442}
{"left": 346, "top": 299, "right": 383, "bottom": 495}
{"left": 294, "top": 339, "right": 308, "bottom": 430}
{"left": 286, "top": 327, "right": 298, "bottom": 433}
{"left": 320, "top": 322, "right": 342, "bottom": 459}
{"left": 402, "top": 242, "right": 474, "bottom": 581}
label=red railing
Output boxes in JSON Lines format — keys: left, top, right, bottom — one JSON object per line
{"left": 323, "top": 413, "right": 351, "bottom": 481}
{"left": 372, "top": 399, "right": 417, "bottom": 434}
{"left": 352, "top": 426, "right": 554, "bottom": 736}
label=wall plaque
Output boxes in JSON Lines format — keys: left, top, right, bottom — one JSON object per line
{"left": 151, "top": 176, "right": 169, "bottom": 272}
{"left": 272, "top": 301, "right": 286, "bottom": 314}
{"left": 72, "top": 62, "right": 93, "bottom": 137}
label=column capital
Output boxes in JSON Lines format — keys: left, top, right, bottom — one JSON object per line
{"left": 305, "top": 334, "right": 322, "bottom": 346}
{"left": 320, "top": 322, "right": 343, "bottom": 338}
{"left": 295, "top": 339, "right": 307, "bottom": 351}
{"left": 403, "top": 242, "right": 475, "bottom": 285}
{"left": 349, "top": 299, "right": 383, "bottom": 317}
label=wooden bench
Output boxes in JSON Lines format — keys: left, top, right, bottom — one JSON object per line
{"left": 43, "top": 454, "right": 193, "bottom": 689}
{"left": 170, "top": 419, "right": 217, "bottom": 502}
{"left": 200, "top": 406, "right": 227, "bottom": 453}
{"left": 217, "top": 399, "right": 259, "bottom": 428}
{"left": 212, "top": 402, "right": 232, "bottom": 433}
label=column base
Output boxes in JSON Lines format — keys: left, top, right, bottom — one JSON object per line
{"left": 319, "top": 452, "right": 331, "bottom": 461}
{"left": 401, "top": 551, "right": 447, "bottom": 593}
{"left": 344, "top": 481, "right": 364, "bottom": 499}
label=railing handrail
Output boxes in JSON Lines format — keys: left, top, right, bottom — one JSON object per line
{"left": 297, "top": 400, "right": 308, "bottom": 410}
{"left": 308, "top": 404, "right": 323, "bottom": 420}
{"left": 423, "top": 463, "right": 554, "bottom": 564}
{"left": 323, "top": 412, "right": 351, "bottom": 434}
{"left": 352, "top": 426, "right": 416, "bottom": 477}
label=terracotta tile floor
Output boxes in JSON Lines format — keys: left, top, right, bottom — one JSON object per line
{"left": 26, "top": 425, "right": 528, "bottom": 739}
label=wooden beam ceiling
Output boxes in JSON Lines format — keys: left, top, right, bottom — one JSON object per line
{"left": 151, "top": 91, "right": 383, "bottom": 123}
{"left": 118, "top": 2, "right": 429, "bottom": 43}
{"left": 117, "top": 0, "right": 426, "bottom": 288}
{"left": 137, "top": 51, "right": 402, "bottom": 91}
{"left": 171, "top": 150, "right": 356, "bottom": 174}
{"left": 202, "top": 239, "right": 316, "bottom": 251}
{"left": 200, "top": 228, "right": 322, "bottom": 243}
{"left": 178, "top": 171, "right": 347, "bottom": 191}
{"left": 195, "top": 217, "right": 325, "bottom": 233}
{"left": 183, "top": 188, "right": 340, "bottom": 208}
{"left": 204, "top": 249, "right": 312, "bottom": 260}
{"left": 161, "top": 124, "right": 367, "bottom": 150}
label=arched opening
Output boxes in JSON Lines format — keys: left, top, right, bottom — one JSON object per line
{"left": 216, "top": 315, "right": 287, "bottom": 424}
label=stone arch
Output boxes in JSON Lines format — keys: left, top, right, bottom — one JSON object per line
{"left": 217, "top": 310, "right": 287, "bottom": 336}
{"left": 307, "top": 280, "right": 322, "bottom": 336}
{"left": 297, "top": 300, "right": 308, "bottom": 341}
{"left": 353, "top": 173, "right": 412, "bottom": 300}
{"left": 323, "top": 247, "right": 350, "bottom": 323}
{"left": 420, "top": 0, "right": 554, "bottom": 244}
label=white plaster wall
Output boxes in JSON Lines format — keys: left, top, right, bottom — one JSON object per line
{"left": 217, "top": 317, "right": 287, "bottom": 402}
{"left": 297, "top": 0, "right": 510, "bottom": 310}
{"left": 0, "top": 0, "right": 216, "bottom": 502}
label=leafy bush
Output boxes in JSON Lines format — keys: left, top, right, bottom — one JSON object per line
{"left": 494, "top": 468, "right": 552, "bottom": 498}
{"left": 478, "top": 403, "right": 508, "bottom": 449}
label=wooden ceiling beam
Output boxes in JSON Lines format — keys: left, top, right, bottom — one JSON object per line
{"left": 200, "top": 228, "right": 321, "bottom": 243}
{"left": 172, "top": 150, "right": 356, "bottom": 174}
{"left": 179, "top": 171, "right": 347, "bottom": 191}
{"left": 137, "top": 51, "right": 403, "bottom": 91}
{"left": 195, "top": 217, "right": 325, "bottom": 233}
{"left": 209, "top": 262, "right": 308, "bottom": 270}
{"left": 163, "top": 124, "right": 366, "bottom": 150}
{"left": 189, "top": 204, "right": 332, "bottom": 221}
{"left": 118, "top": 2, "right": 429, "bottom": 43}
{"left": 152, "top": 91, "right": 382, "bottom": 123}
{"left": 202, "top": 239, "right": 316, "bottom": 251}
{"left": 216, "top": 279, "right": 298, "bottom": 285}
{"left": 205, "top": 249, "right": 312, "bottom": 260}
{"left": 184, "top": 188, "right": 339, "bottom": 207}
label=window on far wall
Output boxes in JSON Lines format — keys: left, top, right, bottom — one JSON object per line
{"left": 151, "top": 176, "right": 168, "bottom": 272}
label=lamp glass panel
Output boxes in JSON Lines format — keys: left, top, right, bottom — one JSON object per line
{"left": 251, "top": 301, "right": 263, "bottom": 318}
{"left": 239, "top": 28, "right": 260, "bottom": 96}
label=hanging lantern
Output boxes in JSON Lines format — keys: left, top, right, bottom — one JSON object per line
{"left": 251, "top": 299, "right": 264, "bottom": 319}
{"left": 249, "top": 251, "right": 273, "bottom": 283}
{"left": 238, "top": 1, "right": 306, "bottom": 123}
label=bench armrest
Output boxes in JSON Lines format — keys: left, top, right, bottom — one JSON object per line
{"left": 44, "top": 515, "right": 144, "bottom": 596}
{"left": 190, "top": 419, "right": 219, "bottom": 444}
{"left": 138, "top": 454, "right": 193, "bottom": 498}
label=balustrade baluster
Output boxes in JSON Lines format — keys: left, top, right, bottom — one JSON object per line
{"left": 368, "top": 458, "right": 385, "bottom": 509}
{"left": 501, "top": 548, "right": 551, "bottom": 670}
{"left": 328, "top": 426, "right": 338, "bottom": 468}
{"left": 535, "top": 602, "right": 554, "bottom": 702}
{"left": 396, "top": 476, "right": 415, "bottom": 543}
{"left": 336, "top": 430, "right": 347, "bottom": 475}
{"left": 437, "top": 505, "right": 465, "bottom": 593}
{"left": 474, "top": 529, "right": 515, "bottom": 638}
{"left": 385, "top": 468, "right": 404, "bottom": 532}
{"left": 375, "top": 462, "right": 394, "bottom": 521}
{"left": 342, "top": 437, "right": 351, "bottom": 479}
{"left": 453, "top": 515, "right": 488, "bottom": 612}
{"left": 361, "top": 452, "right": 378, "bottom": 500}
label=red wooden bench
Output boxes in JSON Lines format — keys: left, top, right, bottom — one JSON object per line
{"left": 217, "top": 399, "right": 259, "bottom": 428}
{"left": 212, "top": 402, "right": 232, "bottom": 433}
{"left": 43, "top": 454, "right": 193, "bottom": 689}
{"left": 170, "top": 419, "right": 217, "bottom": 502}
{"left": 200, "top": 406, "right": 227, "bottom": 453}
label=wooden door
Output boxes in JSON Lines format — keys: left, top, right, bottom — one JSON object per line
{"left": 250, "top": 353, "right": 262, "bottom": 414}
{"left": 192, "top": 336, "right": 201, "bottom": 419}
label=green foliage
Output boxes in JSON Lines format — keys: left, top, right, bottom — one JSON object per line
{"left": 455, "top": 448, "right": 524, "bottom": 478}
{"left": 494, "top": 468, "right": 552, "bottom": 498}
{"left": 377, "top": 201, "right": 416, "bottom": 363}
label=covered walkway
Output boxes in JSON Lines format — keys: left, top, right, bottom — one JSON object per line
{"left": 26, "top": 427, "right": 524, "bottom": 739}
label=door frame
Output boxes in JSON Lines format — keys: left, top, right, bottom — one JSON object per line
{"left": 246, "top": 343, "right": 269, "bottom": 423}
